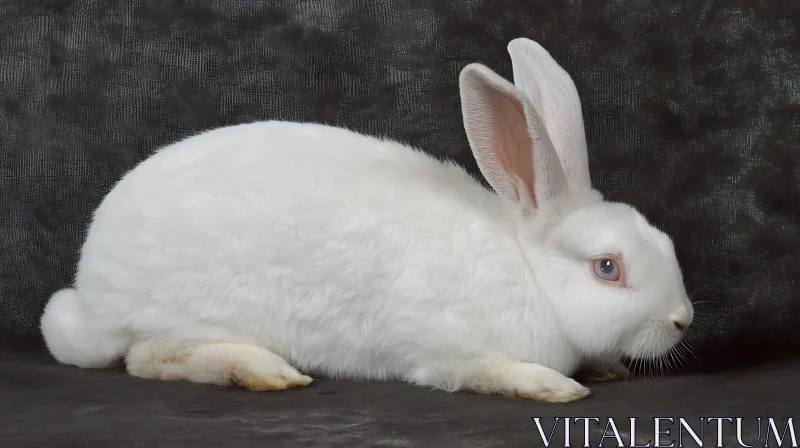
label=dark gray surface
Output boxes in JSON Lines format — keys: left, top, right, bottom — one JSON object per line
{"left": 1, "top": 345, "right": 797, "bottom": 447}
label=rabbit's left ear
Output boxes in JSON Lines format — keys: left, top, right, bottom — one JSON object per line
{"left": 507, "top": 38, "right": 592, "bottom": 191}
{"left": 459, "top": 63, "right": 569, "bottom": 212}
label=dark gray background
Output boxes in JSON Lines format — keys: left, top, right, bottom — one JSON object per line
{"left": 1, "top": 1, "right": 798, "bottom": 446}
{"left": 1, "top": 0, "right": 799, "bottom": 370}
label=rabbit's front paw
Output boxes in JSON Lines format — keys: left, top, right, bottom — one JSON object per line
{"left": 578, "top": 360, "right": 629, "bottom": 382}
{"left": 497, "top": 362, "right": 590, "bottom": 403}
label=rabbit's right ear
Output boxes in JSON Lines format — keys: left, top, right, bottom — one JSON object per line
{"left": 507, "top": 38, "right": 592, "bottom": 191}
{"left": 459, "top": 63, "right": 569, "bottom": 212}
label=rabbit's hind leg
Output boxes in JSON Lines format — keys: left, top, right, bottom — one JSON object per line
{"left": 125, "top": 339, "right": 313, "bottom": 391}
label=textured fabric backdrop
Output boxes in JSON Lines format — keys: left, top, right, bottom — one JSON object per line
{"left": 1, "top": 0, "right": 798, "bottom": 368}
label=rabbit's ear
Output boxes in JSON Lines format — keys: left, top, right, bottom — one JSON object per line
{"left": 459, "top": 63, "right": 569, "bottom": 212}
{"left": 507, "top": 38, "right": 592, "bottom": 191}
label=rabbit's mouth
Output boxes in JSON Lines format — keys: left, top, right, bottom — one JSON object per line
{"left": 622, "top": 319, "right": 689, "bottom": 362}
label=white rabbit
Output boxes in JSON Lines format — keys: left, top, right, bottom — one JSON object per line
{"left": 40, "top": 38, "right": 693, "bottom": 403}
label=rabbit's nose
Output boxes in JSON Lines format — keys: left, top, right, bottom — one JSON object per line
{"left": 670, "top": 305, "right": 692, "bottom": 332}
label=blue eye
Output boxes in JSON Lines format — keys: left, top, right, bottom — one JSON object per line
{"left": 593, "top": 258, "right": 620, "bottom": 281}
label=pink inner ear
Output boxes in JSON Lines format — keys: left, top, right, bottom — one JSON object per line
{"left": 492, "top": 93, "right": 536, "bottom": 206}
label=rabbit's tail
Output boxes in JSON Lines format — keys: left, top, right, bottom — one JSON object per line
{"left": 40, "top": 288, "right": 129, "bottom": 368}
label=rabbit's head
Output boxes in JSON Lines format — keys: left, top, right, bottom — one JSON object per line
{"left": 459, "top": 38, "right": 693, "bottom": 362}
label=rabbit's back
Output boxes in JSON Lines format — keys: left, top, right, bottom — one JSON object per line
{"left": 74, "top": 121, "right": 528, "bottom": 376}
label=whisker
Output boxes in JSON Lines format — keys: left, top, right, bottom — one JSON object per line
{"left": 688, "top": 287, "right": 714, "bottom": 295}
{"left": 670, "top": 350, "right": 679, "bottom": 374}
{"left": 682, "top": 341, "right": 702, "bottom": 366}
{"left": 673, "top": 343, "right": 688, "bottom": 366}
{"left": 687, "top": 323, "right": 714, "bottom": 337}
{"left": 665, "top": 350, "right": 673, "bottom": 374}
{"left": 677, "top": 346, "right": 689, "bottom": 372}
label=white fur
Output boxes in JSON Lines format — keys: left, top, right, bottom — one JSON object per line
{"left": 41, "top": 38, "right": 693, "bottom": 402}
{"left": 507, "top": 38, "right": 592, "bottom": 191}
